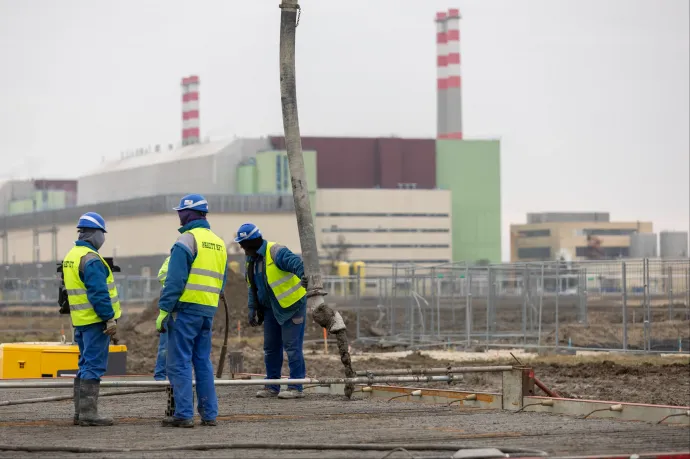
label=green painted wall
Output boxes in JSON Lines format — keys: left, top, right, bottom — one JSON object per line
{"left": 9, "top": 199, "right": 34, "bottom": 215}
{"left": 436, "top": 139, "right": 502, "bottom": 263}
{"left": 8, "top": 191, "right": 67, "bottom": 215}
{"left": 236, "top": 164, "right": 257, "bottom": 194}
{"left": 254, "top": 150, "right": 317, "bottom": 194}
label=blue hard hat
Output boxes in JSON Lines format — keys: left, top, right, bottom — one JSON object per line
{"left": 173, "top": 194, "right": 209, "bottom": 213}
{"left": 77, "top": 212, "right": 107, "bottom": 232}
{"left": 234, "top": 223, "right": 262, "bottom": 243}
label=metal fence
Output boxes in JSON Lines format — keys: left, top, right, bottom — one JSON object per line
{"left": 323, "top": 258, "right": 690, "bottom": 353}
{"left": 1, "top": 258, "right": 689, "bottom": 353}
{"left": 0, "top": 274, "right": 162, "bottom": 307}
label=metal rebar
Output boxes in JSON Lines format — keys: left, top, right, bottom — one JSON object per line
{"left": 0, "top": 373, "right": 514, "bottom": 390}
{"left": 354, "top": 366, "right": 513, "bottom": 376}
{"left": 0, "top": 388, "right": 164, "bottom": 406}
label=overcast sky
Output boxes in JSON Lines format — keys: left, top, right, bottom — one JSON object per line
{"left": 1, "top": 0, "right": 688, "bottom": 260}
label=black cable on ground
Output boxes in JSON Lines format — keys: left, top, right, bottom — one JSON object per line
{"left": 657, "top": 411, "right": 690, "bottom": 424}
{"left": 0, "top": 443, "right": 548, "bottom": 456}
{"left": 379, "top": 447, "right": 414, "bottom": 459}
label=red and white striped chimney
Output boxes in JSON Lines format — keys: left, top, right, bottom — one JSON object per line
{"left": 435, "top": 12, "right": 448, "bottom": 139}
{"left": 181, "top": 75, "right": 200, "bottom": 146}
{"left": 445, "top": 8, "right": 462, "bottom": 139}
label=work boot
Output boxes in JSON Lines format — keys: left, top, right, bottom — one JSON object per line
{"left": 277, "top": 389, "right": 305, "bottom": 399}
{"left": 161, "top": 416, "right": 194, "bottom": 428}
{"left": 256, "top": 388, "right": 279, "bottom": 398}
{"left": 73, "top": 377, "right": 80, "bottom": 425}
{"left": 200, "top": 419, "right": 217, "bottom": 426}
{"left": 78, "top": 379, "right": 113, "bottom": 426}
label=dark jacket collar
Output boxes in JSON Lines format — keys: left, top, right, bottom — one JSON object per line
{"left": 178, "top": 219, "right": 211, "bottom": 234}
{"left": 75, "top": 240, "right": 98, "bottom": 252}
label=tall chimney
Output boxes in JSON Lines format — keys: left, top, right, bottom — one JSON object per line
{"left": 435, "top": 12, "right": 448, "bottom": 139}
{"left": 445, "top": 8, "right": 462, "bottom": 139}
{"left": 181, "top": 75, "right": 200, "bottom": 146}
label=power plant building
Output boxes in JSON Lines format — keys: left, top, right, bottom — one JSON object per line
{"left": 659, "top": 231, "right": 689, "bottom": 258}
{"left": 0, "top": 7, "right": 502, "bottom": 277}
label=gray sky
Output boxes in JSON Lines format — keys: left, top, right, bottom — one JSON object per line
{"left": 1, "top": 0, "right": 688, "bottom": 261}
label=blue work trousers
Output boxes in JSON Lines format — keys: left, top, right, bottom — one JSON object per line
{"left": 75, "top": 322, "right": 111, "bottom": 381}
{"left": 263, "top": 304, "right": 306, "bottom": 393}
{"left": 154, "top": 331, "right": 168, "bottom": 381}
{"left": 166, "top": 311, "right": 217, "bottom": 421}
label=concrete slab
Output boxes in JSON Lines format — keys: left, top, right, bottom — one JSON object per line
{"left": 0, "top": 386, "right": 688, "bottom": 458}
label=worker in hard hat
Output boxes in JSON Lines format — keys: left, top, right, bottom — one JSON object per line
{"left": 153, "top": 256, "right": 170, "bottom": 381}
{"left": 235, "top": 223, "right": 308, "bottom": 399}
{"left": 156, "top": 194, "right": 228, "bottom": 428}
{"left": 62, "top": 212, "right": 120, "bottom": 427}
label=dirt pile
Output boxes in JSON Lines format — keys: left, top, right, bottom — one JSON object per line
{"left": 533, "top": 360, "right": 690, "bottom": 406}
{"left": 544, "top": 312, "right": 690, "bottom": 349}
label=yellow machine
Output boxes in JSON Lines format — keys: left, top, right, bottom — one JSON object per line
{"left": 0, "top": 342, "right": 127, "bottom": 379}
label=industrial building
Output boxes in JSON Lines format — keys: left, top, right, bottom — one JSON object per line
{"left": 0, "top": 187, "right": 452, "bottom": 277}
{"left": 510, "top": 212, "right": 654, "bottom": 262}
{"left": 0, "top": 7, "right": 500, "bottom": 277}
{"left": 0, "top": 179, "right": 77, "bottom": 216}
{"left": 659, "top": 231, "right": 689, "bottom": 258}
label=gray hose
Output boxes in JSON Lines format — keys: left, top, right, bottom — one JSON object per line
{"left": 0, "top": 443, "right": 548, "bottom": 456}
{"left": 0, "top": 388, "right": 165, "bottom": 407}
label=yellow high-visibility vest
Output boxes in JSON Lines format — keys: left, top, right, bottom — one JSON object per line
{"left": 158, "top": 256, "right": 170, "bottom": 286}
{"left": 62, "top": 245, "right": 121, "bottom": 327}
{"left": 246, "top": 241, "right": 306, "bottom": 309}
{"left": 178, "top": 228, "right": 227, "bottom": 307}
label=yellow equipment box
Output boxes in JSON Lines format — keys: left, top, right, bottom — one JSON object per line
{"left": 0, "top": 342, "right": 127, "bottom": 379}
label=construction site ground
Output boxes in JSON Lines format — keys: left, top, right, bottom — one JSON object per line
{"left": 1, "top": 385, "right": 689, "bottom": 458}
{"left": 2, "top": 273, "right": 689, "bottom": 457}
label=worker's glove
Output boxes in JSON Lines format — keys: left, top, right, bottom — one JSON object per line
{"left": 103, "top": 319, "right": 117, "bottom": 337}
{"left": 156, "top": 310, "right": 169, "bottom": 333}
{"left": 248, "top": 307, "right": 259, "bottom": 327}
{"left": 300, "top": 275, "right": 308, "bottom": 289}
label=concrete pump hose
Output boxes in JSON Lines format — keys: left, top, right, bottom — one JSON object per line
{"left": 0, "top": 443, "right": 548, "bottom": 456}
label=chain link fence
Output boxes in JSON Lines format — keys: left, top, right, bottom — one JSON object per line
{"left": 323, "top": 259, "right": 690, "bottom": 353}
{"left": 1, "top": 258, "right": 689, "bottom": 352}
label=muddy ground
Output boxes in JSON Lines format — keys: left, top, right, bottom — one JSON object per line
{"left": 2, "top": 272, "right": 689, "bottom": 407}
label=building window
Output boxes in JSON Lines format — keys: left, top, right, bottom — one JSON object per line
{"left": 518, "top": 229, "right": 550, "bottom": 238}
{"left": 582, "top": 228, "right": 637, "bottom": 236}
{"left": 322, "top": 228, "right": 450, "bottom": 233}
{"left": 575, "top": 246, "right": 630, "bottom": 258}
{"left": 350, "top": 259, "right": 451, "bottom": 265}
{"left": 322, "top": 243, "right": 450, "bottom": 249}
{"left": 517, "top": 247, "right": 551, "bottom": 259}
{"left": 316, "top": 212, "right": 449, "bottom": 217}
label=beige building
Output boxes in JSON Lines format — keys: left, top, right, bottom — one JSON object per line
{"left": 510, "top": 212, "right": 653, "bottom": 262}
{"left": 315, "top": 189, "right": 453, "bottom": 271}
{"left": 1, "top": 190, "right": 452, "bottom": 277}
{"left": 0, "top": 212, "right": 301, "bottom": 268}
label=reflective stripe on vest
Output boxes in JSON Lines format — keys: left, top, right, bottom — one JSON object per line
{"left": 62, "top": 245, "right": 122, "bottom": 327}
{"left": 158, "top": 256, "right": 170, "bottom": 286}
{"left": 265, "top": 241, "right": 306, "bottom": 308}
{"left": 178, "top": 227, "right": 227, "bottom": 307}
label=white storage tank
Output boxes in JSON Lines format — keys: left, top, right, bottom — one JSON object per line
{"left": 659, "top": 231, "right": 689, "bottom": 258}
{"left": 630, "top": 233, "right": 658, "bottom": 258}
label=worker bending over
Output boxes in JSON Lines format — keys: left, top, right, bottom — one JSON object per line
{"left": 154, "top": 256, "right": 170, "bottom": 381}
{"left": 62, "top": 212, "right": 120, "bottom": 426}
{"left": 236, "top": 223, "right": 308, "bottom": 399}
{"left": 156, "top": 194, "right": 228, "bottom": 428}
